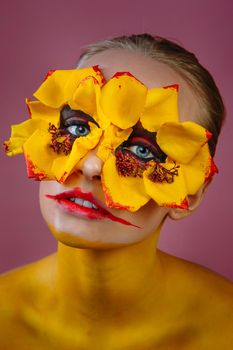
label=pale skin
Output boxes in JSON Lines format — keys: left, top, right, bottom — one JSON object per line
{"left": 0, "top": 49, "right": 233, "bottom": 349}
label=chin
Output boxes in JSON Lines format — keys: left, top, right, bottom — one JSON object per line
{"left": 47, "top": 224, "right": 134, "bottom": 250}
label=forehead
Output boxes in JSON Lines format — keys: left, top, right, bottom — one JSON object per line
{"left": 79, "top": 49, "right": 201, "bottom": 121}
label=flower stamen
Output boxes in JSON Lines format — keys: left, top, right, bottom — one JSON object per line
{"left": 48, "top": 123, "right": 72, "bottom": 155}
{"left": 148, "top": 162, "right": 179, "bottom": 183}
{"left": 115, "top": 150, "right": 146, "bottom": 177}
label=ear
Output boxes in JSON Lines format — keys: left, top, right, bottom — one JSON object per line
{"left": 168, "top": 178, "right": 213, "bottom": 220}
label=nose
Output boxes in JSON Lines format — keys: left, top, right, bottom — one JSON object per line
{"left": 74, "top": 150, "right": 103, "bottom": 181}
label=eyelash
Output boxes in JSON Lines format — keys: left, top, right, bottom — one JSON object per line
{"left": 118, "top": 138, "right": 167, "bottom": 163}
{"left": 64, "top": 120, "right": 90, "bottom": 138}
{"left": 59, "top": 105, "right": 99, "bottom": 141}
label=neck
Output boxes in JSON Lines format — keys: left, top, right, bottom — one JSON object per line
{"left": 55, "top": 225, "right": 165, "bottom": 324}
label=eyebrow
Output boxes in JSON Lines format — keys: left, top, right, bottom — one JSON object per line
{"left": 60, "top": 105, "right": 99, "bottom": 127}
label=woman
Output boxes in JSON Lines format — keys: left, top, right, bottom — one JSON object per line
{"left": 1, "top": 34, "right": 233, "bottom": 349}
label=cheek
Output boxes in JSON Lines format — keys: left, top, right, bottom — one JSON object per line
{"left": 107, "top": 199, "right": 169, "bottom": 244}
{"left": 129, "top": 201, "right": 169, "bottom": 235}
{"left": 39, "top": 181, "right": 60, "bottom": 225}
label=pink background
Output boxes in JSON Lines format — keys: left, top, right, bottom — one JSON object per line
{"left": 1, "top": 0, "right": 232, "bottom": 280}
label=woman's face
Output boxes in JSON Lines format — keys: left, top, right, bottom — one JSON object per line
{"left": 39, "top": 49, "right": 201, "bottom": 249}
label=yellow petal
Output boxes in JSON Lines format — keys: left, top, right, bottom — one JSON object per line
{"left": 3, "top": 139, "right": 23, "bottom": 156}
{"left": 4, "top": 119, "right": 48, "bottom": 156}
{"left": 95, "top": 86, "right": 110, "bottom": 130}
{"left": 141, "top": 85, "right": 179, "bottom": 132}
{"left": 34, "top": 70, "right": 74, "bottom": 108}
{"left": 97, "top": 125, "right": 132, "bottom": 162}
{"left": 68, "top": 76, "right": 100, "bottom": 118}
{"left": 100, "top": 73, "right": 147, "bottom": 129}
{"left": 64, "top": 66, "right": 105, "bottom": 110}
{"left": 65, "top": 65, "right": 104, "bottom": 95}
{"left": 26, "top": 99, "right": 60, "bottom": 126}
{"left": 182, "top": 144, "right": 215, "bottom": 195}
{"left": 157, "top": 121, "right": 208, "bottom": 164}
{"left": 23, "top": 129, "right": 57, "bottom": 180}
{"left": 34, "top": 66, "right": 105, "bottom": 108}
{"left": 102, "top": 154, "right": 150, "bottom": 212}
{"left": 143, "top": 162, "right": 188, "bottom": 208}
{"left": 52, "top": 123, "right": 102, "bottom": 182}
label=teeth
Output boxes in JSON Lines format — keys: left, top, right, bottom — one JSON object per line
{"left": 74, "top": 198, "right": 84, "bottom": 206}
{"left": 69, "top": 197, "right": 99, "bottom": 210}
{"left": 83, "top": 200, "right": 92, "bottom": 209}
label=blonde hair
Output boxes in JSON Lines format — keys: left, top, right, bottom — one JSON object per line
{"left": 78, "top": 34, "right": 225, "bottom": 157}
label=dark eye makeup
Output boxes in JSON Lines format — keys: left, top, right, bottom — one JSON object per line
{"left": 117, "top": 128, "right": 167, "bottom": 164}
{"left": 59, "top": 106, "right": 167, "bottom": 163}
{"left": 59, "top": 105, "right": 99, "bottom": 140}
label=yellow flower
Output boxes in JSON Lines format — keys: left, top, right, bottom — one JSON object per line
{"left": 99, "top": 73, "right": 217, "bottom": 211}
{"left": 4, "top": 66, "right": 105, "bottom": 182}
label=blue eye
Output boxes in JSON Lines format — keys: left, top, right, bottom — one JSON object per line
{"left": 66, "top": 124, "right": 90, "bottom": 137}
{"left": 128, "top": 145, "right": 154, "bottom": 159}
{"left": 120, "top": 141, "right": 167, "bottom": 163}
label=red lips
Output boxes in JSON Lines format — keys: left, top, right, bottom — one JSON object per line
{"left": 46, "top": 187, "right": 141, "bottom": 228}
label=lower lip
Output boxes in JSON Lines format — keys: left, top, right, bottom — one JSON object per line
{"left": 46, "top": 196, "right": 141, "bottom": 228}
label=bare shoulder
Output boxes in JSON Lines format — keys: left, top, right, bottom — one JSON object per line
{"left": 0, "top": 253, "right": 56, "bottom": 292}
{"left": 0, "top": 254, "right": 57, "bottom": 345}
{"left": 159, "top": 250, "right": 233, "bottom": 346}
{"left": 159, "top": 249, "right": 233, "bottom": 293}
{"left": 159, "top": 249, "right": 233, "bottom": 306}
